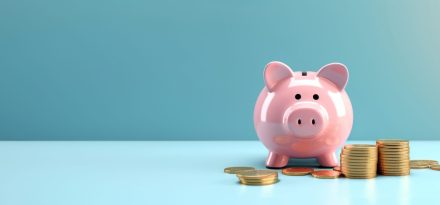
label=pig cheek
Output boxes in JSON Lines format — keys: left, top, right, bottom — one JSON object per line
{"left": 274, "top": 135, "right": 291, "bottom": 145}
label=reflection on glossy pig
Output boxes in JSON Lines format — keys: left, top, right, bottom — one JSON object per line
{"left": 254, "top": 61, "right": 353, "bottom": 168}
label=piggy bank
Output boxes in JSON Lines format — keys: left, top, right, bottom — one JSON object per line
{"left": 254, "top": 61, "right": 353, "bottom": 168}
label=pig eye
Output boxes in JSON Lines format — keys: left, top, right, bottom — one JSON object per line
{"left": 313, "top": 94, "right": 319, "bottom": 100}
{"left": 295, "top": 94, "right": 301, "bottom": 100}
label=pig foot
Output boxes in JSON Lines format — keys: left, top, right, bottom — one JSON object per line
{"left": 317, "top": 152, "right": 338, "bottom": 167}
{"left": 265, "top": 152, "right": 289, "bottom": 169}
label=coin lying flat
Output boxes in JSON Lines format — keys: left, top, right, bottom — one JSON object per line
{"left": 410, "top": 160, "right": 438, "bottom": 169}
{"left": 311, "top": 170, "right": 340, "bottom": 179}
{"left": 236, "top": 170, "right": 278, "bottom": 178}
{"left": 431, "top": 164, "right": 440, "bottom": 171}
{"left": 282, "top": 167, "right": 314, "bottom": 176}
{"left": 224, "top": 166, "right": 255, "bottom": 174}
{"left": 376, "top": 139, "right": 409, "bottom": 144}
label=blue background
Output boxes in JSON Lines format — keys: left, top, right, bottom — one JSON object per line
{"left": 1, "top": 0, "right": 440, "bottom": 140}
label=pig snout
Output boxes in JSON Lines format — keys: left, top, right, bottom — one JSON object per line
{"left": 285, "top": 103, "right": 329, "bottom": 138}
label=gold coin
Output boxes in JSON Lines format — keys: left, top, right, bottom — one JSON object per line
{"left": 344, "top": 175, "right": 376, "bottom": 179}
{"left": 376, "top": 139, "right": 409, "bottom": 144}
{"left": 239, "top": 176, "right": 278, "bottom": 182}
{"left": 377, "top": 143, "right": 409, "bottom": 146}
{"left": 379, "top": 155, "right": 410, "bottom": 158}
{"left": 311, "top": 170, "right": 340, "bottom": 179}
{"left": 430, "top": 164, "right": 440, "bottom": 171}
{"left": 342, "top": 163, "right": 378, "bottom": 166}
{"left": 380, "top": 168, "right": 410, "bottom": 172}
{"left": 380, "top": 174, "right": 410, "bottom": 176}
{"left": 341, "top": 156, "right": 378, "bottom": 162}
{"left": 240, "top": 179, "right": 279, "bottom": 185}
{"left": 343, "top": 172, "right": 377, "bottom": 176}
{"left": 378, "top": 163, "right": 409, "bottom": 167}
{"left": 240, "top": 180, "right": 279, "bottom": 184}
{"left": 378, "top": 150, "right": 409, "bottom": 153}
{"left": 379, "top": 154, "right": 410, "bottom": 157}
{"left": 345, "top": 144, "right": 377, "bottom": 148}
{"left": 377, "top": 146, "right": 409, "bottom": 149}
{"left": 341, "top": 155, "right": 378, "bottom": 159}
{"left": 240, "top": 180, "right": 280, "bottom": 186}
{"left": 379, "top": 169, "right": 410, "bottom": 172}
{"left": 379, "top": 163, "right": 410, "bottom": 167}
{"left": 341, "top": 153, "right": 378, "bottom": 157}
{"left": 378, "top": 151, "right": 410, "bottom": 154}
{"left": 341, "top": 162, "right": 378, "bottom": 166}
{"left": 343, "top": 147, "right": 378, "bottom": 151}
{"left": 379, "top": 166, "right": 407, "bottom": 169}
{"left": 379, "top": 157, "right": 409, "bottom": 160}
{"left": 341, "top": 149, "right": 377, "bottom": 155}
{"left": 224, "top": 166, "right": 255, "bottom": 174}
{"left": 410, "top": 164, "right": 429, "bottom": 169}
{"left": 410, "top": 160, "right": 438, "bottom": 165}
{"left": 341, "top": 168, "right": 377, "bottom": 172}
{"left": 237, "top": 170, "right": 278, "bottom": 179}
{"left": 341, "top": 156, "right": 378, "bottom": 160}
{"left": 282, "top": 167, "right": 314, "bottom": 176}
{"left": 343, "top": 172, "right": 377, "bottom": 175}
{"left": 342, "top": 172, "right": 377, "bottom": 176}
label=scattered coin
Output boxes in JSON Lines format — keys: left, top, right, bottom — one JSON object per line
{"left": 224, "top": 166, "right": 255, "bottom": 174}
{"left": 311, "top": 170, "right": 340, "bottom": 179}
{"left": 410, "top": 160, "right": 438, "bottom": 169}
{"left": 431, "top": 164, "right": 440, "bottom": 171}
{"left": 282, "top": 167, "right": 314, "bottom": 176}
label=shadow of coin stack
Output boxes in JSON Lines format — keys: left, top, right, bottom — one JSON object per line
{"left": 377, "top": 139, "right": 410, "bottom": 176}
{"left": 340, "top": 144, "right": 378, "bottom": 179}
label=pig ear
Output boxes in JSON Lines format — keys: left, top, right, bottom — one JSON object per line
{"left": 264, "top": 61, "right": 294, "bottom": 92}
{"left": 317, "top": 63, "right": 349, "bottom": 90}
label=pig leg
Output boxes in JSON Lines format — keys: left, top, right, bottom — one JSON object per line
{"left": 265, "top": 152, "right": 289, "bottom": 169}
{"left": 317, "top": 152, "right": 338, "bottom": 167}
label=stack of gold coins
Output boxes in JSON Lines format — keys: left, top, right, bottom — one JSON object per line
{"left": 377, "top": 139, "right": 410, "bottom": 176}
{"left": 236, "top": 170, "right": 279, "bottom": 185}
{"left": 340, "top": 144, "right": 378, "bottom": 179}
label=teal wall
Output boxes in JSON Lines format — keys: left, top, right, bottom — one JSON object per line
{"left": 1, "top": 0, "right": 440, "bottom": 140}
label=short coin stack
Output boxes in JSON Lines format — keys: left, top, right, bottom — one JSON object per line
{"left": 340, "top": 144, "right": 378, "bottom": 179}
{"left": 377, "top": 139, "right": 410, "bottom": 176}
{"left": 236, "top": 170, "right": 279, "bottom": 185}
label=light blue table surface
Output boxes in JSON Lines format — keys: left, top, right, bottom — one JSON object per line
{"left": 0, "top": 141, "right": 439, "bottom": 205}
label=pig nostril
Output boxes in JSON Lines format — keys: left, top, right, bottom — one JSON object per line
{"left": 312, "top": 119, "right": 315, "bottom": 125}
{"left": 297, "top": 119, "right": 302, "bottom": 125}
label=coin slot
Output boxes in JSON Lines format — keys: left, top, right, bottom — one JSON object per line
{"left": 298, "top": 119, "right": 302, "bottom": 125}
{"left": 312, "top": 119, "right": 315, "bottom": 125}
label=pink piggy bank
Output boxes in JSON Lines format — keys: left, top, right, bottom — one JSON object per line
{"left": 254, "top": 61, "right": 353, "bottom": 168}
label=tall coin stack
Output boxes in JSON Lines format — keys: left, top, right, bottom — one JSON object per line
{"left": 377, "top": 139, "right": 410, "bottom": 176}
{"left": 340, "top": 144, "right": 378, "bottom": 179}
